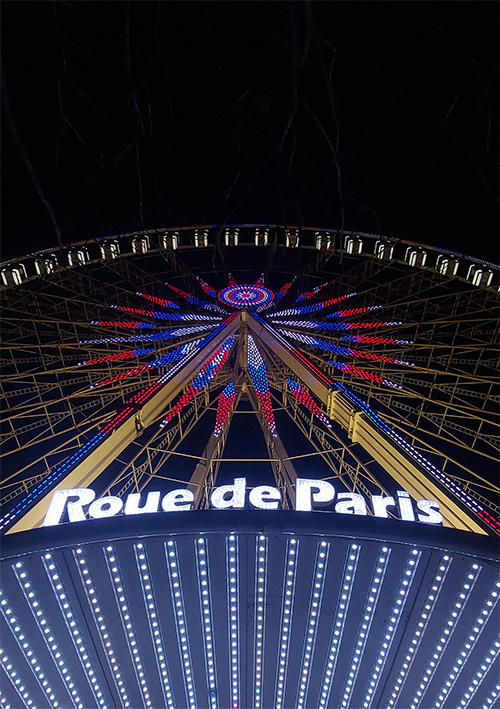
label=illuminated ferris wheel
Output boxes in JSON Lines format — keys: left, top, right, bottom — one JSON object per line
{"left": 0, "top": 226, "right": 499, "bottom": 709}
{"left": 1, "top": 225, "right": 498, "bottom": 534}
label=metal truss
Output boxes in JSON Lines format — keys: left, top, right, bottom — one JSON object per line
{"left": 1, "top": 231, "right": 498, "bottom": 537}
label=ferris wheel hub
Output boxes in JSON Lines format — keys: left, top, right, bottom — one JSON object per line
{"left": 218, "top": 284, "right": 274, "bottom": 307}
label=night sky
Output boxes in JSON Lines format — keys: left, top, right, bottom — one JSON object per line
{"left": 1, "top": 1, "right": 498, "bottom": 263}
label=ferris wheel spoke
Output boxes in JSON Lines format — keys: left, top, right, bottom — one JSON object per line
{"left": 102, "top": 381, "right": 227, "bottom": 499}
{"left": 279, "top": 390, "right": 390, "bottom": 499}
{"left": 381, "top": 412, "right": 500, "bottom": 491}
{"left": 1, "top": 226, "right": 498, "bottom": 537}
{"left": 359, "top": 388, "right": 500, "bottom": 461}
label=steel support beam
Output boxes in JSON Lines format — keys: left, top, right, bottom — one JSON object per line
{"left": 8, "top": 314, "right": 242, "bottom": 533}
{"left": 187, "top": 386, "right": 244, "bottom": 508}
{"left": 246, "top": 312, "right": 487, "bottom": 534}
{"left": 245, "top": 386, "right": 297, "bottom": 508}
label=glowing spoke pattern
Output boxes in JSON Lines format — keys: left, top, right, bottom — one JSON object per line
{"left": 196, "top": 277, "right": 217, "bottom": 298}
{"left": 281, "top": 329, "right": 411, "bottom": 364}
{"left": 329, "top": 361, "right": 402, "bottom": 389}
{"left": 273, "top": 293, "right": 355, "bottom": 317}
{"left": 160, "top": 337, "right": 236, "bottom": 428}
{"left": 256, "top": 280, "right": 295, "bottom": 312}
{"left": 90, "top": 320, "right": 151, "bottom": 328}
{"left": 97, "top": 313, "right": 219, "bottom": 325}
{"left": 111, "top": 305, "right": 166, "bottom": 316}
{"left": 296, "top": 283, "right": 327, "bottom": 302}
{"left": 271, "top": 280, "right": 294, "bottom": 306}
{"left": 78, "top": 348, "right": 155, "bottom": 366}
{"left": 327, "top": 306, "right": 382, "bottom": 318}
{"left": 340, "top": 335, "right": 413, "bottom": 344}
{"left": 91, "top": 340, "right": 203, "bottom": 387}
{"left": 136, "top": 292, "right": 179, "bottom": 308}
{"left": 213, "top": 382, "right": 236, "bottom": 438}
{"left": 166, "top": 283, "right": 226, "bottom": 312}
{"left": 110, "top": 305, "right": 220, "bottom": 322}
{"left": 79, "top": 324, "right": 215, "bottom": 345}
{"left": 247, "top": 335, "right": 277, "bottom": 437}
{"left": 272, "top": 319, "right": 403, "bottom": 331}
{"left": 287, "top": 378, "right": 331, "bottom": 427}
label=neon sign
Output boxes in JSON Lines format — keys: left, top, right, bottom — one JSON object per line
{"left": 43, "top": 478, "right": 443, "bottom": 527}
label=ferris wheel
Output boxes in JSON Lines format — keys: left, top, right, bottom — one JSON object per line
{"left": 0, "top": 225, "right": 498, "bottom": 535}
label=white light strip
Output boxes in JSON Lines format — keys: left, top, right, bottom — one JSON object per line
{"left": 103, "top": 545, "right": 153, "bottom": 708}
{"left": 409, "top": 563, "right": 482, "bottom": 709}
{"left": 457, "top": 638, "right": 500, "bottom": 708}
{"left": 253, "top": 535, "right": 268, "bottom": 709}
{"left": 339, "top": 546, "right": 391, "bottom": 709}
{"left": 274, "top": 537, "right": 299, "bottom": 709}
{"left": 134, "top": 544, "right": 175, "bottom": 709}
{"left": 41, "top": 554, "right": 107, "bottom": 708}
{"left": 226, "top": 534, "right": 240, "bottom": 709}
{"left": 0, "top": 689, "right": 11, "bottom": 709}
{"left": 16, "top": 558, "right": 85, "bottom": 708}
{"left": 195, "top": 537, "right": 218, "bottom": 709}
{"left": 0, "top": 589, "right": 60, "bottom": 708}
{"left": 296, "top": 541, "right": 330, "bottom": 709}
{"left": 318, "top": 543, "right": 361, "bottom": 709}
{"left": 73, "top": 547, "right": 132, "bottom": 707}
{"left": 0, "top": 647, "right": 34, "bottom": 708}
{"left": 165, "top": 540, "right": 197, "bottom": 709}
{"left": 387, "top": 554, "right": 452, "bottom": 707}
{"left": 434, "top": 579, "right": 500, "bottom": 707}
{"left": 482, "top": 678, "right": 500, "bottom": 708}
{"left": 361, "top": 548, "right": 421, "bottom": 709}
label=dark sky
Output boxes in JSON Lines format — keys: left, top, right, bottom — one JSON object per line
{"left": 1, "top": 1, "right": 498, "bottom": 262}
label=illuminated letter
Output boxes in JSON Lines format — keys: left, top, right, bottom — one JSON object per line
{"left": 211, "top": 477, "right": 246, "bottom": 509}
{"left": 396, "top": 491, "right": 415, "bottom": 521}
{"left": 295, "top": 478, "right": 335, "bottom": 512}
{"left": 371, "top": 495, "right": 396, "bottom": 518}
{"left": 335, "top": 492, "right": 367, "bottom": 516}
{"left": 124, "top": 491, "right": 161, "bottom": 515}
{"left": 249, "top": 485, "right": 281, "bottom": 510}
{"left": 43, "top": 488, "right": 96, "bottom": 526}
{"left": 88, "top": 496, "right": 123, "bottom": 519}
{"left": 162, "top": 489, "right": 194, "bottom": 511}
{"left": 416, "top": 500, "right": 443, "bottom": 525}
